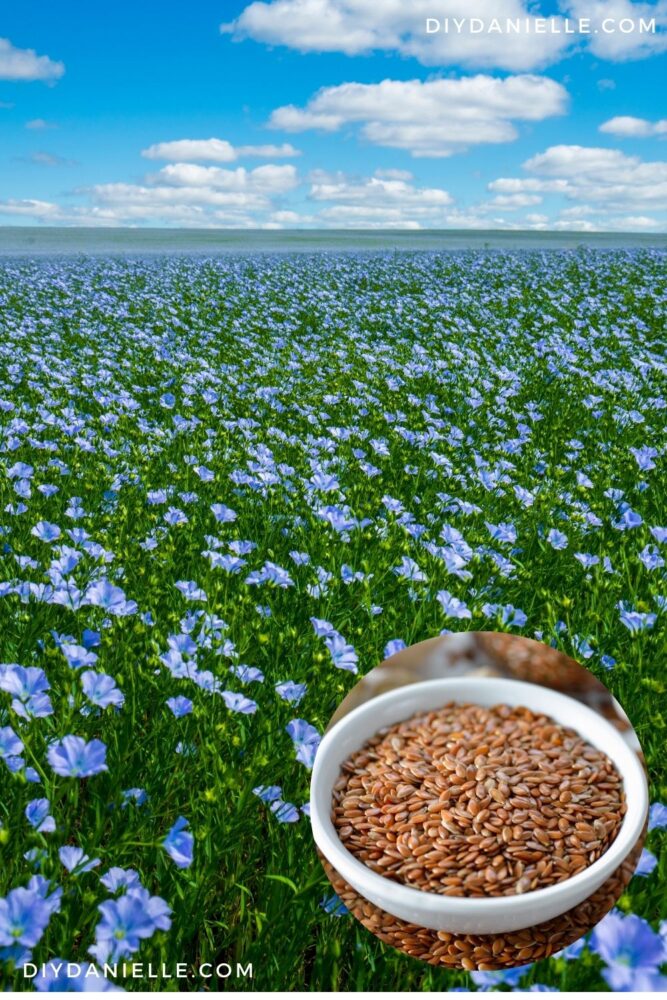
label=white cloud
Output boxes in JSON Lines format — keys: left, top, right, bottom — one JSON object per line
{"left": 309, "top": 171, "right": 454, "bottom": 228}
{"left": 270, "top": 76, "right": 568, "bottom": 157}
{"left": 27, "top": 151, "right": 76, "bottom": 167}
{"left": 0, "top": 38, "right": 64, "bottom": 82}
{"left": 53, "top": 162, "right": 301, "bottom": 226}
{"left": 0, "top": 195, "right": 274, "bottom": 229}
{"left": 599, "top": 115, "right": 667, "bottom": 136}
{"left": 551, "top": 218, "right": 602, "bottom": 231}
{"left": 147, "top": 162, "right": 298, "bottom": 194}
{"left": 26, "top": 118, "right": 57, "bottom": 130}
{"left": 484, "top": 193, "right": 544, "bottom": 208}
{"left": 0, "top": 198, "right": 62, "bottom": 218}
{"left": 0, "top": 154, "right": 301, "bottom": 228}
{"left": 563, "top": 0, "right": 667, "bottom": 60}
{"left": 141, "top": 138, "right": 300, "bottom": 161}
{"left": 559, "top": 205, "right": 597, "bottom": 217}
{"left": 552, "top": 211, "right": 662, "bottom": 230}
{"left": 525, "top": 143, "right": 652, "bottom": 177}
{"left": 87, "top": 183, "right": 263, "bottom": 209}
{"left": 223, "top": 0, "right": 667, "bottom": 68}
{"left": 614, "top": 214, "right": 662, "bottom": 227}
{"left": 374, "top": 168, "right": 414, "bottom": 181}
{"left": 222, "top": 0, "right": 572, "bottom": 71}
{"left": 269, "top": 209, "right": 315, "bottom": 224}
{"left": 0, "top": 165, "right": 455, "bottom": 229}
{"left": 489, "top": 177, "right": 570, "bottom": 194}
{"left": 489, "top": 143, "right": 667, "bottom": 212}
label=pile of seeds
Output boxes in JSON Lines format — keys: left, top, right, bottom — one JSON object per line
{"left": 320, "top": 837, "right": 641, "bottom": 970}
{"left": 332, "top": 702, "right": 625, "bottom": 897}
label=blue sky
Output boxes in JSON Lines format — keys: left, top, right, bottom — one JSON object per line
{"left": 1, "top": 0, "right": 666, "bottom": 230}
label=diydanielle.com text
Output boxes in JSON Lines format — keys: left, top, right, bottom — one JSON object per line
{"left": 23, "top": 961, "right": 254, "bottom": 982}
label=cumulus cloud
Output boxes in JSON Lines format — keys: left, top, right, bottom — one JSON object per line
{"left": 269, "top": 75, "right": 568, "bottom": 157}
{"left": 0, "top": 165, "right": 455, "bottom": 229}
{"left": 223, "top": 0, "right": 667, "bottom": 68}
{"left": 0, "top": 198, "right": 62, "bottom": 218}
{"left": 308, "top": 169, "right": 453, "bottom": 227}
{"left": 599, "top": 114, "right": 667, "bottom": 136}
{"left": 83, "top": 163, "right": 299, "bottom": 221}
{"left": 147, "top": 162, "right": 298, "bottom": 193}
{"left": 0, "top": 154, "right": 300, "bottom": 228}
{"left": 489, "top": 143, "right": 667, "bottom": 211}
{"left": 483, "top": 193, "right": 544, "bottom": 208}
{"left": 141, "top": 138, "right": 301, "bottom": 161}
{"left": 563, "top": 0, "right": 667, "bottom": 60}
{"left": 0, "top": 38, "right": 64, "bottom": 82}
{"left": 551, "top": 211, "right": 662, "bottom": 231}
{"left": 222, "top": 0, "right": 572, "bottom": 70}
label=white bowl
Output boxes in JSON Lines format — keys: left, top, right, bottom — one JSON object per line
{"left": 310, "top": 677, "right": 647, "bottom": 935}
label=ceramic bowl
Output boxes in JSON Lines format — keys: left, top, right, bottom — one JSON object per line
{"left": 310, "top": 677, "right": 647, "bottom": 934}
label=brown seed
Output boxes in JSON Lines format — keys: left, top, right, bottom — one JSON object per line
{"left": 332, "top": 701, "right": 624, "bottom": 899}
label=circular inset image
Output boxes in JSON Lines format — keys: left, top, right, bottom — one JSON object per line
{"left": 310, "top": 633, "right": 648, "bottom": 971}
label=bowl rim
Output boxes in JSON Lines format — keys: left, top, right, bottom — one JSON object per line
{"left": 310, "top": 676, "right": 648, "bottom": 922}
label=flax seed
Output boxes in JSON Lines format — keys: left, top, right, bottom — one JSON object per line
{"left": 332, "top": 701, "right": 624, "bottom": 898}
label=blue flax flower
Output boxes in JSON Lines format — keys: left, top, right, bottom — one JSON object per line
{"left": 81, "top": 671, "right": 124, "bottom": 709}
{"left": 275, "top": 680, "right": 306, "bottom": 704}
{"left": 59, "top": 847, "right": 101, "bottom": 873}
{"left": 612, "top": 505, "right": 643, "bottom": 530}
{"left": 270, "top": 800, "right": 300, "bottom": 823}
{"left": 162, "top": 816, "right": 194, "bottom": 869}
{"left": 649, "top": 802, "right": 667, "bottom": 830}
{"left": 0, "top": 887, "right": 53, "bottom": 948}
{"left": 471, "top": 963, "right": 532, "bottom": 988}
{"left": 25, "top": 799, "right": 56, "bottom": 834}
{"left": 547, "top": 528, "right": 568, "bottom": 550}
{"left": 384, "top": 639, "right": 406, "bottom": 659}
{"left": 252, "top": 785, "right": 283, "bottom": 802}
{"left": 286, "top": 719, "right": 321, "bottom": 769}
{"left": 231, "top": 664, "right": 265, "bottom": 684}
{"left": 211, "top": 503, "right": 237, "bottom": 523}
{"left": 84, "top": 580, "right": 137, "bottom": 617}
{"left": 166, "top": 696, "right": 193, "bottom": 717}
{"left": 310, "top": 617, "right": 335, "bottom": 637}
{"left": 100, "top": 868, "right": 142, "bottom": 892}
{"left": 253, "top": 785, "right": 282, "bottom": 803}
{"left": 634, "top": 849, "right": 658, "bottom": 877}
{"left": 61, "top": 644, "right": 98, "bottom": 670}
{"left": 47, "top": 736, "right": 108, "bottom": 778}
{"left": 31, "top": 958, "right": 123, "bottom": 991}
{"left": 0, "top": 725, "right": 24, "bottom": 759}
{"left": 320, "top": 893, "right": 348, "bottom": 916}
{"left": 90, "top": 887, "right": 172, "bottom": 964}
{"left": 437, "top": 590, "right": 472, "bottom": 620}
{"left": 0, "top": 665, "right": 53, "bottom": 719}
{"left": 618, "top": 604, "right": 657, "bottom": 633}
{"left": 630, "top": 445, "right": 658, "bottom": 471}
{"left": 31, "top": 522, "right": 61, "bottom": 543}
{"left": 221, "top": 690, "right": 257, "bottom": 714}
{"left": 121, "top": 788, "right": 147, "bottom": 807}
{"left": 590, "top": 911, "right": 666, "bottom": 991}
{"left": 324, "top": 633, "right": 358, "bottom": 674}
